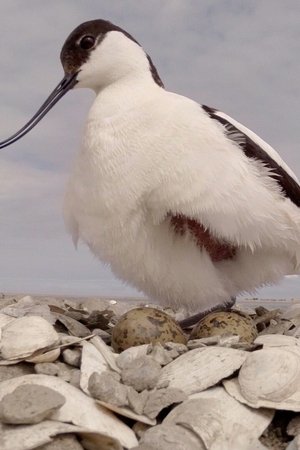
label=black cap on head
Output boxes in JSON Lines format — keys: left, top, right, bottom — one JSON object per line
{"left": 60, "top": 19, "right": 139, "bottom": 74}
{"left": 0, "top": 19, "right": 163, "bottom": 150}
{"left": 60, "top": 19, "right": 164, "bottom": 87}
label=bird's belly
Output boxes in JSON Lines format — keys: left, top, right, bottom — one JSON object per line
{"left": 69, "top": 203, "right": 232, "bottom": 308}
{"left": 65, "top": 192, "right": 295, "bottom": 312}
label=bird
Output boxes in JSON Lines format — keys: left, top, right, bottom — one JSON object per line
{"left": 1, "top": 19, "right": 300, "bottom": 326}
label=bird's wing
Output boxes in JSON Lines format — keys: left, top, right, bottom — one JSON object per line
{"left": 202, "top": 105, "right": 300, "bottom": 206}
{"left": 147, "top": 104, "right": 300, "bottom": 253}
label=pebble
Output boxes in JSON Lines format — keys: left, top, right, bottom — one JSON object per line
{"left": 163, "top": 342, "right": 188, "bottom": 359}
{"left": 35, "top": 362, "right": 74, "bottom": 382}
{"left": 62, "top": 348, "right": 82, "bottom": 367}
{"left": 121, "top": 356, "right": 161, "bottom": 392}
{"left": 91, "top": 328, "right": 111, "bottom": 341}
{"left": 287, "top": 416, "right": 300, "bottom": 436}
{"left": 116, "top": 345, "right": 148, "bottom": 370}
{"left": 54, "top": 362, "right": 74, "bottom": 382}
{"left": 34, "top": 363, "right": 59, "bottom": 377}
{"left": 88, "top": 371, "right": 129, "bottom": 406}
{"left": 147, "top": 343, "right": 173, "bottom": 366}
{"left": 69, "top": 369, "right": 81, "bottom": 388}
{"left": 0, "top": 363, "right": 34, "bottom": 382}
{"left": 143, "top": 388, "right": 187, "bottom": 419}
{"left": 0, "top": 384, "right": 65, "bottom": 424}
{"left": 127, "top": 387, "right": 149, "bottom": 415}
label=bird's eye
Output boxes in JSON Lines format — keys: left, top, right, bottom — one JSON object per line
{"left": 79, "top": 35, "right": 95, "bottom": 50}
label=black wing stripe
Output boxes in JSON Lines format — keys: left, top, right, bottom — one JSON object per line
{"left": 203, "top": 105, "right": 300, "bottom": 208}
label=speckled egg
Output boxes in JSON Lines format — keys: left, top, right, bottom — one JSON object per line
{"left": 111, "top": 307, "right": 188, "bottom": 352}
{"left": 190, "top": 310, "right": 257, "bottom": 344}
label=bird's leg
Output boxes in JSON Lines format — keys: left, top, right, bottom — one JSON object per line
{"left": 178, "top": 297, "right": 236, "bottom": 329}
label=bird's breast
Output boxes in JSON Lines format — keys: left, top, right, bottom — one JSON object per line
{"left": 64, "top": 119, "right": 153, "bottom": 258}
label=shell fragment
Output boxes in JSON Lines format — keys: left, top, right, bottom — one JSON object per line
{"left": 0, "top": 374, "right": 138, "bottom": 448}
{"left": 158, "top": 346, "right": 247, "bottom": 395}
{"left": 224, "top": 347, "right": 300, "bottom": 411}
{"left": 0, "top": 316, "right": 59, "bottom": 361}
{"left": 164, "top": 387, "right": 273, "bottom": 449}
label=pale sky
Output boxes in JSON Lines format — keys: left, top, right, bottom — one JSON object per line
{"left": 0, "top": 1, "right": 300, "bottom": 298}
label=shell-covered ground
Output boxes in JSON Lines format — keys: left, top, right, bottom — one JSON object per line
{"left": 1, "top": 294, "right": 300, "bottom": 450}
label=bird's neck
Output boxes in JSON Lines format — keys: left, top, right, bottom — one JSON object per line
{"left": 88, "top": 73, "right": 162, "bottom": 120}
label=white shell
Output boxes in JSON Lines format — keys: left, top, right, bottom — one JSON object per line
{"left": 164, "top": 387, "right": 273, "bottom": 450}
{"left": 90, "top": 336, "right": 120, "bottom": 373}
{"left": 254, "top": 334, "right": 300, "bottom": 347}
{"left": 0, "top": 316, "right": 59, "bottom": 360}
{"left": 0, "top": 374, "right": 137, "bottom": 448}
{"left": 0, "top": 313, "right": 15, "bottom": 329}
{"left": 224, "top": 348, "right": 300, "bottom": 410}
{"left": 0, "top": 358, "right": 23, "bottom": 366}
{"left": 25, "top": 348, "right": 61, "bottom": 363}
{"left": 80, "top": 340, "right": 156, "bottom": 425}
{"left": 59, "top": 333, "right": 87, "bottom": 345}
{"left": 158, "top": 346, "right": 247, "bottom": 395}
{"left": 282, "top": 305, "right": 300, "bottom": 320}
{"left": 0, "top": 420, "right": 123, "bottom": 450}
{"left": 138, "top": 423, "right": 205, "bottom": 450}
{"left": 80, "top": 340, "right": 110, "bottom": 395}
{"left": 287, "top": 326, "right": 300, "bottom": 338}
{"left": 285, "top": 436, "right": 300, "bottom": 450}
{"left": 0, "top": 420, "right": 82, "bottom": 450}
{"left": 0, "top": 296, "right": 35, "bottom": 318}
{"left": 1, "top": 299, "right": 56, "bottom": 325}
{"left": 239, "top": 348, "right": 300, "bottom": 402}
{"left": 58, "top": 333, "right": 94, "bottom": 347}
{"left": 96, "top": 400, "right": 156, "bottom": 426}
{"left": 209, "top": 430, "right": 269, "bottom": 450}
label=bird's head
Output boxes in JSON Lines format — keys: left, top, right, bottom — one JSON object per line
{"left": 0, "top": 19, "right": 163, "bottom": 149}
{"left": 61, "top": 19, "right": 163, "bottom": 91}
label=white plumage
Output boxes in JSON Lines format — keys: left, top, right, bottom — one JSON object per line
{"left": 1, "top": 20, "right": 299, "bottom": 314}
{"left": 63, "top": 26, "right": 300, "bottom": 313}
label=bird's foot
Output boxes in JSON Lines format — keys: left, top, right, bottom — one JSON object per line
{"left": 178, "top": 297, "right": 236, "bottom": 329}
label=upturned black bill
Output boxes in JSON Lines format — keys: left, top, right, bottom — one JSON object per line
{"left": 0, "top": 73, "right": 77, "bottom": 149}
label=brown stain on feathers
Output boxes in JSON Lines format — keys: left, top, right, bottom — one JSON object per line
{"left": 169, "top": 214, "right": 236, "bottom": 262}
